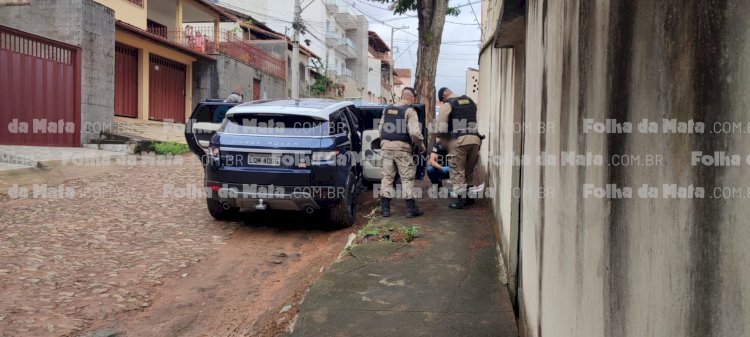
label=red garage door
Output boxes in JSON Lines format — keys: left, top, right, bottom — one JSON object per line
{"left": 149, "top": 54, "right": 186, "bottom": 123}
{"left": 115, "top": 43, "right": 138, "bottom": 118}
{"left": 0, "top": 25, "right": 80, "bottom": 147}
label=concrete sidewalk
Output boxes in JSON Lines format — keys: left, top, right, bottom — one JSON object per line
{"left": 289, "top": 195, "right": 518, "bottom": 337}
{"left": 0, "top": 145, "right": 126, "bottom": 174}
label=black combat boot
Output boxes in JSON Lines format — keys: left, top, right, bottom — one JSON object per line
{"left": 405, "top": 199, "right": 423, "bottom": 218}
{"left": 380, "top": 198, "right": 391, "bottom": 217}
{"left": 449, "top": 197, "right": 471, "bottom": 209}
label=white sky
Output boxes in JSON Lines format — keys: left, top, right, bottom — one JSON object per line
{"left": 334, "top": 0, "right": 482, "bottom": 94}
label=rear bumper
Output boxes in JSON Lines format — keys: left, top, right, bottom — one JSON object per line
{"left": 206, "top": 182, "right": 345, "bottom": 211}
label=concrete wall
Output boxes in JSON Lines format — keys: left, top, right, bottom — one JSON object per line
{"left": 478, "top": 1, "right": 750, "bottom": 336}
{"left": 367, "top": 56, "right": 382, "bottom": 99}
{"left": 93, "top": 0, "right": 147, "bottom": 29}
{"left": 192, "top": 55, "right": 286, "bottom": 107}
{"left": 477, "top": 45, "right": 524, "bottom": 301}
{"left": 0, "top": 0, "right": 115, "bottom": 145}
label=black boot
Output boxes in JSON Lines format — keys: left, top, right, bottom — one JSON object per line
{"left": 448, "top": 191, "right": 472, "bottom": 209}
{"left": 380, "top": 198, "right": 391, "bottom": 217}
{"left": 405, "top": 199, "right": 423, "bottom": 218}
{"left": 449, "top": 197, "right": 471, "bottom": 209}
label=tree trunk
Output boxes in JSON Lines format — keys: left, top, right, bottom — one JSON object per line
{"left": 415, "top": 0, "right": 448, "bottom": 132}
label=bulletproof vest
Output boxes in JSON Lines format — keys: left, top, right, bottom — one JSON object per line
{"left": 446, "top": 96, "right": 478, "bottom": 138}
{"left": 380, "top": 105, "right": 411, "bottom": 143}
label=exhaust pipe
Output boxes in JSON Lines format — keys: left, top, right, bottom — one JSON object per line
{"left": 305, "top": 206, "right": 315, "bottom": 214}
{"left": 222, "top": 202, "right": 232, "bottom": 210}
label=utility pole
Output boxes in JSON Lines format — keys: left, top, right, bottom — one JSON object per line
{"left": 389, "top": 25, "right": 408, "bottom": 103}
{"left": 291, "top": 0, "right": 302, "bottom": 99}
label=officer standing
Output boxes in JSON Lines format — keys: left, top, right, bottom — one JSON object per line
{"left": 435, "top": 87, "right": 481, "bottom": 209}
{"left": 379, "top": 87, "right": 426, "bottom": 218}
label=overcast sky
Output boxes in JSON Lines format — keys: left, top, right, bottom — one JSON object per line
{"left": 348, "top": 0, "right": 482, "bottom": 94}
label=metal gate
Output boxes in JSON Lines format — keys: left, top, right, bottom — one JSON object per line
{"left": 149, "top": 54, "right": 185, "bottom": 123}
{"left": 115, "top": 43, "right": 138, "bottom": 118}
{"left": 0, "top": 25, "right": 80, "bottom": 146}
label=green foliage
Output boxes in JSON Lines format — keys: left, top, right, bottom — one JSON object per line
{"left": 403, "top": 226, "right": 418, "bottom": 240}
{"left": 149, "top": 141, "right": 189, "bottom": 155}
{"left": 309, "top": 59, "right": 336, "bottom": 97}
{"left": 311, "top": 76, "right": 333, "bottom": 96}
{"left": 357, "top": 218, "right": 419, "bottom": 243}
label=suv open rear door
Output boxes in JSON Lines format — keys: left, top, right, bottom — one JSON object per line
{"left": 184, "top": 101, "right": 238, "bottom": 162}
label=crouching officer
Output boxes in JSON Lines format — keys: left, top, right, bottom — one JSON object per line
{"left": 379, "top": 87, "right": 426, "bottom": 218}
{"left": 436, "top": 87, "right": 481, "bottom": 209}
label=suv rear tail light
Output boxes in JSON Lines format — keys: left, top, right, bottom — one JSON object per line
{"left": 311, "top": 150, "right": 339, "bottom": 165}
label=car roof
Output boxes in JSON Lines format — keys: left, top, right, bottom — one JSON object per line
{"left": 225, "top": 99, "right": 353, "bottom": 119}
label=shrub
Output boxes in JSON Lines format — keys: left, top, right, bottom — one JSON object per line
{"left": 149, "top": 141, "right": 189, "bottom": 155}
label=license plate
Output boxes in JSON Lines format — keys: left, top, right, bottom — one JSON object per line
{"left": 248, "top": 154, "right": 281, "bottom": 166}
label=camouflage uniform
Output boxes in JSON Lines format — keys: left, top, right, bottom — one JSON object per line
{"left": 379, "top": 100, "right": 425, "bottom": 217}
{"left": 435, "top": 95, "right": 481, "bottom": 205}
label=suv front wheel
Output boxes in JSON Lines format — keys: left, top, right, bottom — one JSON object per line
{"left": 329, "top": 172, "right": 357, "bottom": 228}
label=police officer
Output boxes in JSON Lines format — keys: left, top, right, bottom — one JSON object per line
{"left": 436, "top": 87, "right": 481, "bottom": 209}
{"left": 379, "top": 87, "right": 426, "bottom": 218}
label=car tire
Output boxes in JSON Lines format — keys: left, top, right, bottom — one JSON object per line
{"left": 330, "top": 172, "right": 357, "bottom": 228}
{"left": 206, "top": 198, "right": 238, "bottom": 220}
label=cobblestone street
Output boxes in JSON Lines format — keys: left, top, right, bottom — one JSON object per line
{"left": 0, "top": 157, "right": 360, "bottom": 337}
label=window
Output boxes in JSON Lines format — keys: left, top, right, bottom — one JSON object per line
{"left": 329, "top": 111, "right": 350, "bottom": 135}
{"left": 223, "top": 114, "right": 327, "bottom": 136}
{"left": 192, "top": 104, "right": 231, "bottom": 124}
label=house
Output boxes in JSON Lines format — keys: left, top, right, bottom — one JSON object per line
{"left": 465, "top": 67, "right": 478, "bottom": 102}
{"left": 189, "top": 4, "right": 320, "bottom": 99}
{"left": 0, "top": 0, "right": 294, "bottom": 149}
{"left": 93, "top": 0, "right": 239, "bottom": 124}
{"left": 303, "top": 0, "right": 369, "bottom": 99}
{"left": 0, "top": 0, "right": 115, "bottom": 147}
{"left": 392, "top": 68, "right": 412, "bottom": 101}
{"left": 366, "top": 31, "right": 393, "bottom": 104}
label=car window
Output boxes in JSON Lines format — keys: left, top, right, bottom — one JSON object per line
{"left": 359, "top": 107, "right": 383, "bottom": 130}
{"left": 192, "top": 104, "right": 232, "bottom": 123}
{"left": 329, "top": 111, "right": 350, "bottom": 135}
{"left": 212, "top": 105, "right": 231, "bottom": 123}
{"left": 345, "top": 107, "right": 359, "bottom": 131}
{"left": 222, "top": 114, "right": 327, "bottom": 136}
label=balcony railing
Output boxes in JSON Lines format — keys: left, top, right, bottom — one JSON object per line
{"left": 337, "top": 37, "right": 358, "bottom": 59}
{"left": 327, "top": 67, "right": 356, "bottom": 81}
{"left": 146, "top": 26, "right": 286, "bottom": 80}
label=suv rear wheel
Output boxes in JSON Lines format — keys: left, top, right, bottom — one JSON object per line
{"left": 330, "top": 172, "right": 357, "bottom": 228}
{"left": 207, "top": 198, "right": 239, "bottom": 220}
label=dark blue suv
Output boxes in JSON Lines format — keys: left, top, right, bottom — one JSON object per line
{"left": 185, "top": 99, "right": 362, "bottom": 227}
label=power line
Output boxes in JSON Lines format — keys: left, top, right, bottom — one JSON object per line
{"left": 446, "top": 20, "right": 481, "bottom": 26}
{"left": 465, "top": 0, "right": 482, "bottom": 37}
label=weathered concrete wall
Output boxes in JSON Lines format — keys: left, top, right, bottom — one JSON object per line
{"left": 0, "top": 0, "right": 115, "bottom": 145}
{"left": 478, "top": 1, "right": 750, "bottom": 336}
{"left": 191, "top": 55, "right": 286, "bottom": 108}
{"left": 477, "top": 44, "right": 525, "bottom": 301}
